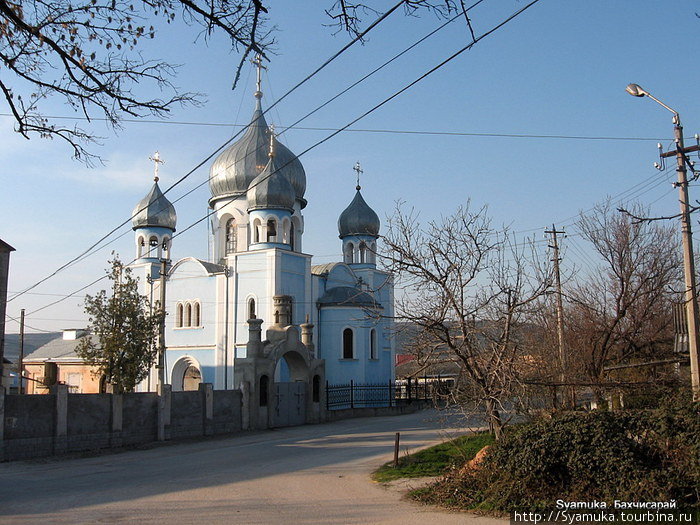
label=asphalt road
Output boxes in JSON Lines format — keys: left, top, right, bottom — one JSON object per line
{"left": 0, "top": 409, "right": 507, "bottom": 524}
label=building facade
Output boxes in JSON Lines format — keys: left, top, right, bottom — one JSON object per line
{"left": 128, "top": 72, "right": 394, "bottom": 425}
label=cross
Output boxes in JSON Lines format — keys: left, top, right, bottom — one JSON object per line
{"left": 251, "top": 53, "right": 267, "bottom": 96}
{"left": 353, "top": 161, "right": 363, "bottom": 190}
{"left": 268, "top": 124, "right": 276, "bottom": 157}
{"left": 149, "top": 151, "right": 165, "bottom": 182}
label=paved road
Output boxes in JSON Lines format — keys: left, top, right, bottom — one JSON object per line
{"left": 0, "top": 409, "right": 507, "bottom": 524}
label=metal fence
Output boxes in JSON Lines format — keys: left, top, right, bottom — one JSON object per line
{"left": 325, "top": 378, "right": 453, "bottom": 410}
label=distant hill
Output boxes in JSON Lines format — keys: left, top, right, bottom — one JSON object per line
{"left": 3, "top": 333, "right": 62, "bottom": 363}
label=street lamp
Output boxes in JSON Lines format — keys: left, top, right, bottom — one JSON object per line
{"left": 626, "top": 83, "right": 700, "bottom": 401}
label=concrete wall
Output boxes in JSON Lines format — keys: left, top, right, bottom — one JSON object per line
{"left": 0, "top": 383, "right": 244, "bottom": 462}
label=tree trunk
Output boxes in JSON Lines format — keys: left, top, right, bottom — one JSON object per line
{"left": 485, "top": 398, "right": 503, "bottom": 440}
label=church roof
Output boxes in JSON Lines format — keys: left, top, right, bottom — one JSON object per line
{"left": 131, "top": 179, "right": 177, "bottom": 231}
{"left": 318, "top": 286, "right": 381, "bottom": 308}
{"left": 338, "top": 188, "right": 380, "bottom": 238}
{"left": 247, "top": 154, "right": 296, "bottom": 212}
{"left": 208, "top": 94, "right": 306, "bottom": 205}
{"left": 311, "top": 262, "right": 344, "bottom": 276}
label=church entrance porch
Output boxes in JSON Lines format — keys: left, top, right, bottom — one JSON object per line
{"left": 273, "top": 382, "right": 306, "bottom": 427}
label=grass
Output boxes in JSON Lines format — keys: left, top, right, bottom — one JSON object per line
{"left": 372, "top": 432, "right": 494, "bottom": 483}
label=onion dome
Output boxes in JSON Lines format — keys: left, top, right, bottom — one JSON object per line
{"left": 338, "top": 187, "right": 380, "bottom": 238}
{"left": 247, "top": 154, "right": 296, "bottom": 212}
{"left": 209, "top": 96, "right": 306, "bottom": 204}
{"left": 131, "top": 177, "right": 177, "bottom": 231}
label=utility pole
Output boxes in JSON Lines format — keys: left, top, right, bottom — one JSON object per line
{"left": 626, "top": 83, "right": 700, "bottom": 401}
{"left": 18, "top": 308, "right": 25, "bottom": 395}
{"left": 157, "top": 260, "right": 168, "bottom": 391}
{"left": 545, "top": 225, "right": 569, "bottom": 407}
{"left": 667, "top": 119, "right": 700, "bottom": 401}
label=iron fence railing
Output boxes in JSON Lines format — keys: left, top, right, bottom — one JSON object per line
{"left": 325, "top": 378, "right": 453, "bottom": 410}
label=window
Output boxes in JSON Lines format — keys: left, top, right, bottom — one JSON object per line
{"left": 359, "top": 242, "right": 367, "bottom": 263}
{"left": 194, "top": 302, "right": 201, "bottom": 327}
{"left": 267, "top": 219, "right": 277, "bottom": 242}
{"left": 176, "top": 303, "right": 184, "bottom": 327}
{"left": 248, "top": 298, "right": 256, "bottom": 319}
{"left": 162, "top": 237, "right": 170, "bottom": 259}
{"left": 344, "top": 242, "right": 354, "bottom": 264}
{"left": 289, "top": 223, "right": 295, "bottom": 250}
{"left": 225, "top": 218, "right": 237, "bottom": 254}
{"left": 185, "top": 303, "right": 192, "bottom": 327}
{"left": 342, "top": 328, "right": 354, "bottom": 359}
{"left": 370, "top": 329, "right": 377, "bottom": 360}
{"left": 137, "top": 236, "right": 145, "bottom": 258}
{"left": 253, "top": 218, "right": 261, "bottom": 243}
{"left": 259, "top": 375, "right": 269, "bottom": 407}
{"left": 312, "top": 375, "right": 320, "bottom": 403}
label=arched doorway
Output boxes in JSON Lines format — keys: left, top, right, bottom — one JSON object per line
{"left": 171, "top": 357, "right": 202, "bottom": 392}
{"left": 271, "top": 350, "right": 309, "bottom": 427}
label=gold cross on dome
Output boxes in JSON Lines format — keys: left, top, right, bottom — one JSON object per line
{"left": 353, "top": 161, "right": 363, "bottom": 190}
{"left": 149, "top": 151, "right": 165, "bottom": 182}
{"left": 251, "top": 53, "right": 267, "bottom": 94}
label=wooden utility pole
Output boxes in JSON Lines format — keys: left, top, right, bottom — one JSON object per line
{"left": 157, "top": 260, "right": 168, "bottom": 390}
{"left": 18, "top": 308, "right": 25, "bottom": 394}
{"left": 545, "top": 225, "right": 569, "bottom": 406}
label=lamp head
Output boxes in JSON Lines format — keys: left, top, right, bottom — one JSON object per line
{"left": 626, "top": 83, "right": 647, "bottom": 97}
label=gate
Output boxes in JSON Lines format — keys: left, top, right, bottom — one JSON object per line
{"left": 273, "top": 382, "right": 306, "bottom": 427}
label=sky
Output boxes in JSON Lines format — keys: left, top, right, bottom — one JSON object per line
{"left": 3, "top": 0, "right": 700, "bottom": 337}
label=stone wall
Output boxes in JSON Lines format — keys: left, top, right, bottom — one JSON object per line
{"left": 0, "top": 384, "right": 242, "bottom": 462}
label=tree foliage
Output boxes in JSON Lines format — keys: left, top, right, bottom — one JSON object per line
{"left": 76, "top": 257, "right": 162, "bottom": 393}
{"left": 0, "top": 0, "right": 457, "bottom": 162}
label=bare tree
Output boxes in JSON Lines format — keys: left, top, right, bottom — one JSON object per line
{"left": 566, "top": 202, "right": 681, "bottom": 402}
{"left": 381, "top": 202, "right": 550, "bottom": 439}
{"left": 1, "top": 0, "right": 457, "bottom": 162}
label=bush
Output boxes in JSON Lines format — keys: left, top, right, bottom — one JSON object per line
{"left": 414, "top": 394, "right": 700, "bottom": 511}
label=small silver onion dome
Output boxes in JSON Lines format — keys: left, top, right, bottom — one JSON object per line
{"left": 131, "top": 178, "right": 177, "bottom": 231}
{"left": 338, "top": 187, "right": 380, "bottom": 238}
{"left": 247, "top": 155, "right": 296, "bottom": 212}
{"left": 209, "top": 98, "right": 306, "bottom": 203}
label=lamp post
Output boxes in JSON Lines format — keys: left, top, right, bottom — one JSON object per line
{"left": 626, "top": 83, "right": 700, "bottom": 401}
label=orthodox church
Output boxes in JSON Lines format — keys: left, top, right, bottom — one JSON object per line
{"left": 127, "top": 63, "right": 394, "bottom": 421}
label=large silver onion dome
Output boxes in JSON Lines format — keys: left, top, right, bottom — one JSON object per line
{"left": 131, "top": 178, "right": 177, "bottom": 231}
{"left": 338, "top": 188, "right": 380, "bottom": 238}
{"left": 247, "top": 155, "right": 295, "bottom": 212}
{"left": 209, "top": 98, "right": 306, "bottom": 204}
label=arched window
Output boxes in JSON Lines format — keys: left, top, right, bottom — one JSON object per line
{"left": 148, "top": 236, "right": 158, "bottom": 258}
{"left": 253, "top": 218, "right": 261, "bottom": 243}
{"left": 313, "top": 375, "right": 320, "bottom": 403}
{"left": 225, "top": 218, "right": 237, "bottom": 254}
{"left": 137, "top": 236, "right": 145, "bottom": 258}
{"left": 267, "top": 219, "right": 277, "bottom": 242}
{"left": 289, "top": 222, "right": 295, "bottom": 250}
{"left": 370, "top": 242, "right": 377, "bottom": 264}
{"left": 176, "top": 303, "right": 184, "bottom": 328}
{"left": 359, "top": 242, "right": 367, "bottom": 263}
{"left": 162, "top": 237, "right": 170, "bottom": 259}
{"left": 183, "top": 365, "right": 202, "bottom": 391}
{"left": 259, "top": 375, "right": 269, "bottom": 407}
{"left": 344, "top": 242, "right": 354, "bottom": 264}
{"left": 370, "top": 329, "right": 377, "bottom": 360}
{"left": 343, "top": 328, "right": 354, "bottom": 359}
{"left": 194, "top": 302, "right": 201, "bottom": 327}
{"left": 185, "top": 303, "right": 192, "bottom": 327}
{"left": 248, "top": 298, "right": 256, "bottom": 319}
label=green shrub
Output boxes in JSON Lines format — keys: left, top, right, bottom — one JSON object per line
{"left": 414, "top": 394, "right": 700, "bottom": 512}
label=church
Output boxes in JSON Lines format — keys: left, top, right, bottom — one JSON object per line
{"left": 127, "top": 63, "right": 395, "bottom": 423}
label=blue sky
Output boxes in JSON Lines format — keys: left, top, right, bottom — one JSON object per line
{"left": 3, "top": 0, "right": 700, "bottom": 333}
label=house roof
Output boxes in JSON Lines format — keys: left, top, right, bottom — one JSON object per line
{"left": 23, "top": 335, "right": 91, "bottom": 363}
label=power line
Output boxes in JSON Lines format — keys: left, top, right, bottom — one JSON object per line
{"left": 21, "top": 1, "right": 540, "bottom": 317}
{"left": 8, "top": 0, "right": 406, "bottom": 304}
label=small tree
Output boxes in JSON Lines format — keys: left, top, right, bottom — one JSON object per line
{"left": 77, "top": 257, "right": 163, "bottom": 393}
